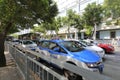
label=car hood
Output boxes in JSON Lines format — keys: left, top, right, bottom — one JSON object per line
{"left": 71, "top": 50, "right": 100, "bottom": 63}
{"left": 85, "top": 45, "right": 103, "bottom": 51}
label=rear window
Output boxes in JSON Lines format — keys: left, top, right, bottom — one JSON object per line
{"left": 23, "top": 41, "right": 34, "bottom": 45}
{"left": 40, "top": 41, "right": 50, "bottom": 48}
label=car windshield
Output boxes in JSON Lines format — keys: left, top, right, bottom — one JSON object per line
{"left": 23, "top": 40, "right": 34, "bottom": 45}
{"left": 12, "top": 40, "right": 20, "bottom": 43}
{"left": 80, "top": 40, "right": 93, "bottom": 46}
{"left": 59, "top": 41, "right": 84, "bottom": 52}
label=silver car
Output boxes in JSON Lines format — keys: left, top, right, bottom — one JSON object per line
{"left": 19, "top": 40, "right": 37, "bottom": 51}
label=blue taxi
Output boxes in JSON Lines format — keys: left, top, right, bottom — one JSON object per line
{"left": 36, "top": 39, "right": 104, "bottom": 80}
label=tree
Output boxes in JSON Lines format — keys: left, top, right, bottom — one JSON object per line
{"left": 33, "top": 24, "right": 46, "bottom": 36}
{"left": 83, "top": 2, "right": 104, "bottom": 40}
{"left": 62, "top": 9, "right": 75, "bottom": 38}
{"left": 45, "top": 17, "right": 63, "bottom": 38}
{"left": 104, "top": 0, "right": 120, "bottom": 19}
{"left": 73, "top": 14, "right": 84, "bottom": 34}
{"left": 36, "top": 17, "right": 63, "bottom": 38}
{"left": 62, "top": 9, "right": 84, "bottom": 39}
{"left": 103, "top": 0, "right": 120, "bottom": 25}
{"left": 0, "top": 0, "right": 58, "bottom": 67}
{"left": 52, "top": 17, "right": 63, "bottom": 35}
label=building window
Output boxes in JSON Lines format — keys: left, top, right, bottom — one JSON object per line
{"left": 96, "top": 31, "right": 100, "bottom": 39}
{"left": 110, "top": 31, "right": 116, "bottom": 38}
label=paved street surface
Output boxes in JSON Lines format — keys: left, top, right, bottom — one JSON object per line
{"left": 0, "top": 52, "right": 24, "bottom": 80}
{"left": 103, "top": 47, "right": 120, "bottom": 80}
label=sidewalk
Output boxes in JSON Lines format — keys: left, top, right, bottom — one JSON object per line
{"left": 0, "top": 51, "right": 25, "bottom": 80}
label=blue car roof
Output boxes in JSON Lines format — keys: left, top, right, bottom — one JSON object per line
{"left": 39, "top": 39, "right": 101, "bottom": 63}
{"left": 50, "top": 39, "right": 64, "bottom": 43}
{"left": 41, "top": 39, "right": 64, "bottom": 43}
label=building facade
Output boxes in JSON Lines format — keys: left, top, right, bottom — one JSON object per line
{"left": 55, "top": 0, "right": 104, "bottom": 16}
{"left": 55, "top": 0, "right": 120, "bottom": 40}
{"left": 97, "top": 24, "right": 120, "bottom": 39}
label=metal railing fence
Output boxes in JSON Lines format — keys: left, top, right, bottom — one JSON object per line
{"left": 8, "top": 43, "right": 67, "bottom": 80}
{"left": 6, "top": 42, "right": 113, "bottom": 80}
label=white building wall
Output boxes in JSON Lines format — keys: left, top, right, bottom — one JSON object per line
{"left": 56, "top": 0, "right": 105, "bottom": 16}
{"left": 56, "top": 0, "right": 79, "bottom": 17}
{"left": 100, "top": 31, "right": 110, "bottom": 39}
{"left": 116, "top": 30, "right": 120, "bottom": 39}
{"left": 55, "top": 0, "right": 104, "bottom": 16}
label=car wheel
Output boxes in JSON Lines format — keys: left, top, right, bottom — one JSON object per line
{"left": 64, "top": 70, "right": 83, "bottom": 80}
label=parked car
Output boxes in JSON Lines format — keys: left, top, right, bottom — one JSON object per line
{"left": 84, "top": 39, "right": 115, "bottom": 54}
{"left": 32, "top": 39, "right": 41, "bottom": 46}
{"left": 12, "top": 39, "right": 21, "bottom": 45}
{"left": 36, "top": 39, "right": 104, "bottom": 80}
{"left": 79, "top": 40, "right": 105, "bottom": 59}
{"left": 65, "top": 39, "right": 105, "bottom": 59}
{"left": 97, "top": 43, "right": 114, "bottom": 53}
{"left": 19, "top": 40, "right": 37, "bottom": 51}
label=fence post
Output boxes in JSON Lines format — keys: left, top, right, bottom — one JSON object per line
{"left": 25, "top": 52, "right": 28, "bottom": 80}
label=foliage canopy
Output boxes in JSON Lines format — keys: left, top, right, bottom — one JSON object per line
{"left": 0, "top": 0, "right": 58, "bottom": 67}
{"left": 0, "top": 0, "right": 58, "bottom": 34}
{"left": 82, "top": 2, "right": 104, "bottom": 38}
{"left": 83, "top": 2, "right": 104, "bottom": 26}
{"left": 103, "top": 0, "right": 120, "bottom": 19}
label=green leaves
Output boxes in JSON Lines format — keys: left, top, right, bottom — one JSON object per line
{"left": 104, "top": 0, "right": 120, "bottom": 19}
{"left": 0, "top": 0, "right": 58, "bottom": 34}
{"left": 82, "top": 2, "right": 104, "bottom": 38}
{"left": 62, "top": 9, "right": 84, "bottom": 31}
{"left": 0, "top": 0, "right": 17, "bottom": 33}
{"left": 103, "top": 0, "right": 120, "bottom": 25}
{"left": 83, "top": 2, "right": 104, "bottom": 26}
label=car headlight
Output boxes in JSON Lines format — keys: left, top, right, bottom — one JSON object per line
{"left": 97, "top": 51, "right": 104, "bottom": 54}
{"left": 86, "top": 63, "right": 98, "bottom": 67}
{"left": 22, "top": 45, "right": 26, "bottom": 47}
{"left": 86, "top": 61, "right": 102, "bottom": 68}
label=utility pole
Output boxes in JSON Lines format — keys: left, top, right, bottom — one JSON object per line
{"left": 78, "top": 0, "right": 81, "bottom": 13}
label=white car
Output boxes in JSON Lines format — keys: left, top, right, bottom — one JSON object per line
{"left": 19, "top": 40, "right": 37, "bottom": 51}
{"left": 12, "top": 39, "right": 21, "bottom": 45}
{"left": 65, "top": 39, "right": 105, "bottom": 59}
{"left": 79, "top": 40, "right": 105, "bottom": 59}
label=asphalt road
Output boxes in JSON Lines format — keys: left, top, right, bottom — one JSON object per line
{"left": 103, "top": 50, "right": 120, "bottom": 80}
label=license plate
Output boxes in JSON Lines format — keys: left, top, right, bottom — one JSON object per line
{"left": 98, "top": 64, "right": 104, "bottom": 73}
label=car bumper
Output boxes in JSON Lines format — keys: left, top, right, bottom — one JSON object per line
{"left": 88, "top": 64, "right": 104, "bottom": 73}
{"left": 106, "top": 49, "right": 114, "bottom": 53}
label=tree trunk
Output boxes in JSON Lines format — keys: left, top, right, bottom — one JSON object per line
{"left": 68, "top": 26, "right": 70, "bottom": 39}
{"left": 0, "top": 33, "right": 6, "bottom": 67}
{"left": 92, "top": 23, "right": 97, "bottom": 40}
{"left": 0, "top": 22, "right": 12, "bottom": 67}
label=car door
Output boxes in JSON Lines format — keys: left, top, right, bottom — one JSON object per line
{"left": 48, "top": 42, "right": 69, "bottom": 68}
{"left": 38, "top": 41, "right": 51, "bottom": 60}
{"left": 49, "top": 42, "right": 68, "bottom": 56}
